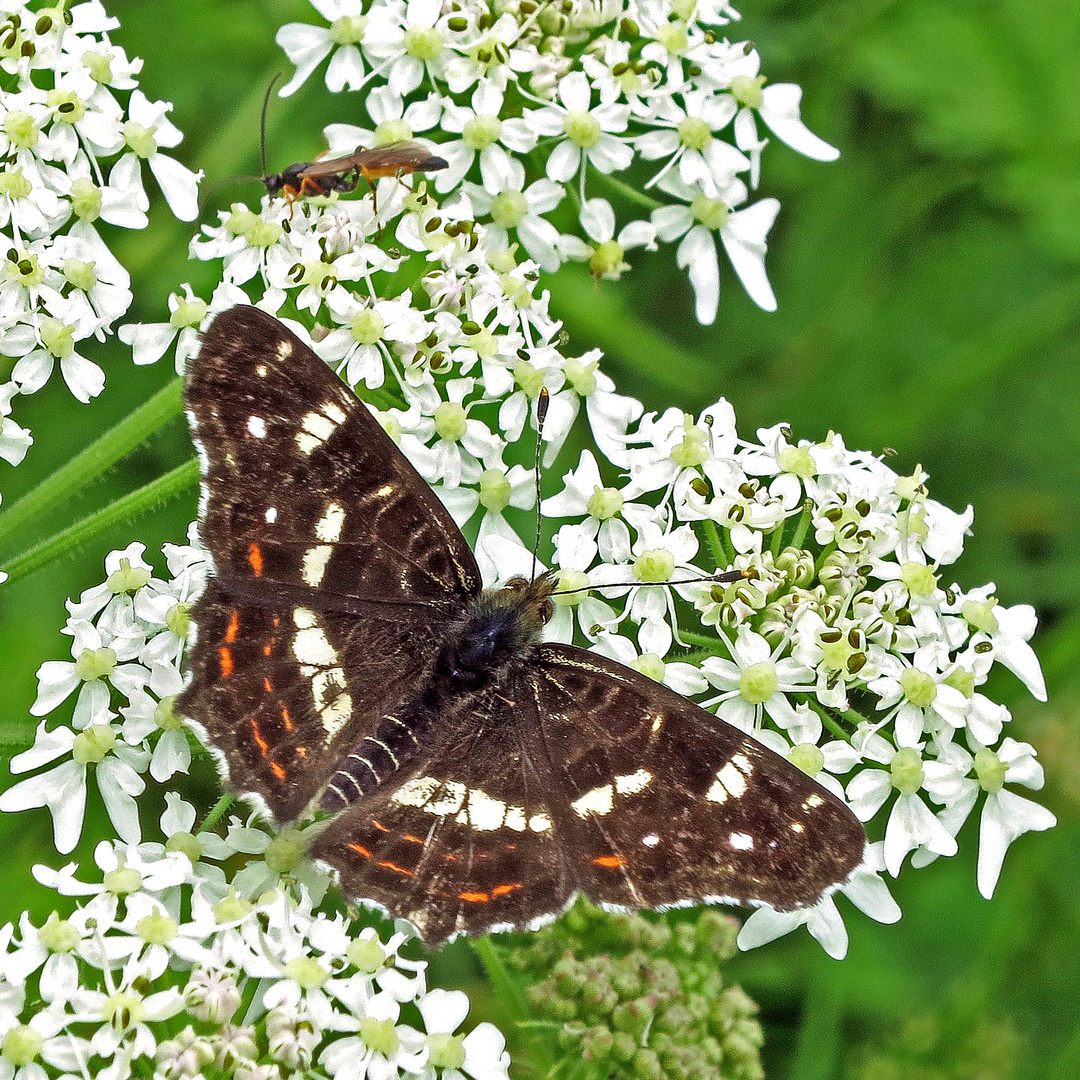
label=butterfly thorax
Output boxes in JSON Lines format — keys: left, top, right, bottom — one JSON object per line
{"left": 317, "top": 574, "right": 556, "bottom": 815}
{"left": 437, "top": 575, "right": 556, "bottom": 691}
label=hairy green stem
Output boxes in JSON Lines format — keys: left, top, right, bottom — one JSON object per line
{"left": 472, "top": 937, "right": 554, "bottom": 1076}
{"left": 1, "top": 457, "right": 199, "bottom": 585}
{"left": 0, "top": 376, "right": 184, "bottom": 554}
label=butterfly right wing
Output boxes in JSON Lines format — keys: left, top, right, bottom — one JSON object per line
{"left": 185, "top": 305, "right": 480, "bottom": 620}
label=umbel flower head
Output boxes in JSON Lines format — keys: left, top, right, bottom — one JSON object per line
{"left": 9, "top": 136, "right": 1055, "bottom": 958}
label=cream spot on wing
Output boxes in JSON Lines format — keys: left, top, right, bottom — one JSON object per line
{"left": 315, "top": 502, "right": 346, "bottom": 543}
{"left": 729, "top": 831, "right": 754, "bottom": 851}
{"left": 255, "top": 364, "right": 268, "bottom": 377}
{"left": 276, "top": 339, "right": 293, "bottom": 360}
{"left": 802, "top": 792, "right": 824, "bottom": 810}
{"left": 301, "top": 544, "right": 333, "bottom": 586}
{"left": 295, "top": 411, "right": 337, "bottom": 455}
{"left": 391, "top": 777, "right": 540, "bottom": 832}
{"left": 374, "top": 483, "right": 394, "bottom": 498}
{"left": 706, "top": 760, "right": 750, "bottom": 804}
{"left": 642, "top": 834, "right": 660, "bottom": 848}
{"left": 246, "top": 416, "right": 267, "bottom": 438}
{"left": 790, "top": 820, "right": 805, "bottom": 833}
{"left": 324, "top": 401, "right": 347, "bottom": 424}
{"left": 290, "top": 612, "right": 351, "bottom": 738}
{"left": 264, "top": 507, "right": 278, "bottom": 524}
{"left": 571, "top": 770, "right": 653, "bottom": 819}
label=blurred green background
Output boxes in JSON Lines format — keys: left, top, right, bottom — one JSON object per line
{"left": 0, "top": 1, "right": 1077, "bottom": 1077}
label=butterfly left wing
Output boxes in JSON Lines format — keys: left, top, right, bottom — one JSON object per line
{"left": 186, "top": 305, "right": 481, "bottom": 619}
{"left": 310, "top": 643, "right": 865, "bottom": 945}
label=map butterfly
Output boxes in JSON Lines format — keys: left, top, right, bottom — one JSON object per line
{"left": 180, "top": 306, "right": 866, "bottom": 946}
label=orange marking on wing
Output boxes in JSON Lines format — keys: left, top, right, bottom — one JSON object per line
{"left": 224, "top": 610, "right": 240, "bottom": 643}
{"left": 492, "top": 883, "right": 522, "bottom": 898}
{"left": 250, "top": 719, "right": 269, "bottom": 757}
{"left": 263, "top": 642, "right": 274, "bottom": 657}
{"left": 272, "top": 615, "right": 281, "bottom": 628}
{"left": 459, "top": 891, "right": 489, "bottom": 903}
{"left": 378, "top": 860, "right": 414, "bottom": 877}
{"left": 296, "top": 746, "right": 308, "bottom": 758}
{"left": 270, "top": 761, "right": 286, "bottom": 781}
{"left": 441, "top": 853, "right": 458, "bottom": 862}
{"left": 248, "top": 542, "right": 264, "bottom": 576}
{"left": 218, "top": 647, "right": 234, "bottom": 678}
{"left": 402, "top": 834, "right": 424, "bottom": 844}
{"left": 348, "top": 842, "right": 372, "bottom": 859}
{"left": 371, "top": 820, "right": 391, "bottom": 833}
{"left": 263, "top": 677, "right": 274, "bottom": 693}
{"left": 593, "top": 855, "right": 626, "bottom": 869}
{"left": 280, "top": 705, "right": 293, "bottom": 731}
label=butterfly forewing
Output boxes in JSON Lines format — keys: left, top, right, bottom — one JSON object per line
{"left": 185, "top": 305, "right": 480, "bottom": 618}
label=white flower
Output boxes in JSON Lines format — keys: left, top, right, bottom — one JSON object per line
{"left": 528, "top": 72, "right": 632, "bottom": 188}
{"left": 701, "top": 626, "right": 818, "bottom": 731}
{"left": 275, "top": 0, "right": 369, "bottom": 97}
{"left": 652, "top": 173, "right": 779, "bottom": 322}
{"left": 113, "top": 90, "right": 200, "bottom": 221}
{"left": 416, "top": 988, "right": 510, "bottom": 1080}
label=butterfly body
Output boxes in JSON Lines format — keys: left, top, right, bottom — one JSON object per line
{"left": 181, "top": 306, "right": 866, "bottom": 946}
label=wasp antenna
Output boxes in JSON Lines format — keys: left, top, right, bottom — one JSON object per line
{"left": 260, "top": 73, "right": 282, "bottom": 178}
{"left": 530, "top": 387, "right": 550, "bottom": 581}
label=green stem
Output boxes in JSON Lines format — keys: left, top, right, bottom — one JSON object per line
{"left": 1, "top": 457, "right": 199, "bottom": 585}
{"left": 0, "top": 376, "right": 184, "bottom": 554}
{"left": 198, "top": 792, "right": 236, "bottom": 834}
{"left": 679, "top": 628, "right": 732, "bottom": 656}
{"left": 789, "top": 501, "right": 813, "bottom": 551}
{"left": 596, "top": 169, "right": 663, "bottom": 213}
{"left": 697, "top": 518, "right": 729, "bottom": 569}
{"left": 472, "top": 936, "right": 554, "bottom": 1076}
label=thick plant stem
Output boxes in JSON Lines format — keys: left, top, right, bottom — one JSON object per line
{"left": 1, "top": 457, "right": 198, "bottom": 584}
{"left": 0, "top": 376, "right": 184, "bottom": 554}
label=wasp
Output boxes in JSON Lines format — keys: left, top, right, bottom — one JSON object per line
{"left": 261, "top": 140, "right": 449, "bottom": 204}
{"left": 258, "top": 76, "right": 447, "bottom": 209}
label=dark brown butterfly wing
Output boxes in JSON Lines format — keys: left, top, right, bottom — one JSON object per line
{"left": 311, "top": 642, "right": 865, "bottom": 944}
{"left": 185, "top": 305, "right": 480, "bottom": 618}
{"left": 181, "top": 306, "right": 478, "bottom": 819}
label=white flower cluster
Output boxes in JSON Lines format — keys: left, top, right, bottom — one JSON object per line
{"left": 0, "top": 0, "right": 200, "bottom": 498}
{"left": 265, "top": 0, "right": 837, "bottom": 326}
{"left": 0, "top": 813, "right": 509, "bottom": 1080}
{"left": 13, "top": 134, "right": 1055, "bottom": 963}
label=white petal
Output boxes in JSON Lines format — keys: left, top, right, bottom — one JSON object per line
{"left": 977, "top": 789, "right": 1056, "bottom": 898}
{"left": 759, "top": 84, "right": 840, "bottom": 161}
{"left": 721, "top": 199, "right": 779, "bottom": 312}
{"left": 147, "top": 152, "right": 201, "bottom": 222}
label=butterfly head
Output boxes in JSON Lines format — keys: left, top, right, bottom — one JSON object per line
{"left": 437, "top": 574, "right": 556, "bottom": 691}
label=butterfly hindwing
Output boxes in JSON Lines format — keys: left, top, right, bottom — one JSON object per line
{"left": 310, "top": 683, "right": 577, "bottom": 943}
{"left": 530, "top": 645, "right": 866, "bottom": 913}
{"left": 179, "top": 581, "right": 443, "bottom": 822}
{"left": 309, "top": 642, "right": 865, "bottom": 943}
{"left": 185, "top": 305, "right": 480, "bottom": 618}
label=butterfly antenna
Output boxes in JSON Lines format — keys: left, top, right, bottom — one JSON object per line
{"left": 260, "top": 72, "right": 282, "bottom": 178}
{"left": 530, "top": 387, "right": 550, "bottom": 580}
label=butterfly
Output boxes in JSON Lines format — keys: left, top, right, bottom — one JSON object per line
{"left": 179, "top": 305, "right": 866, "bottom": 946}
